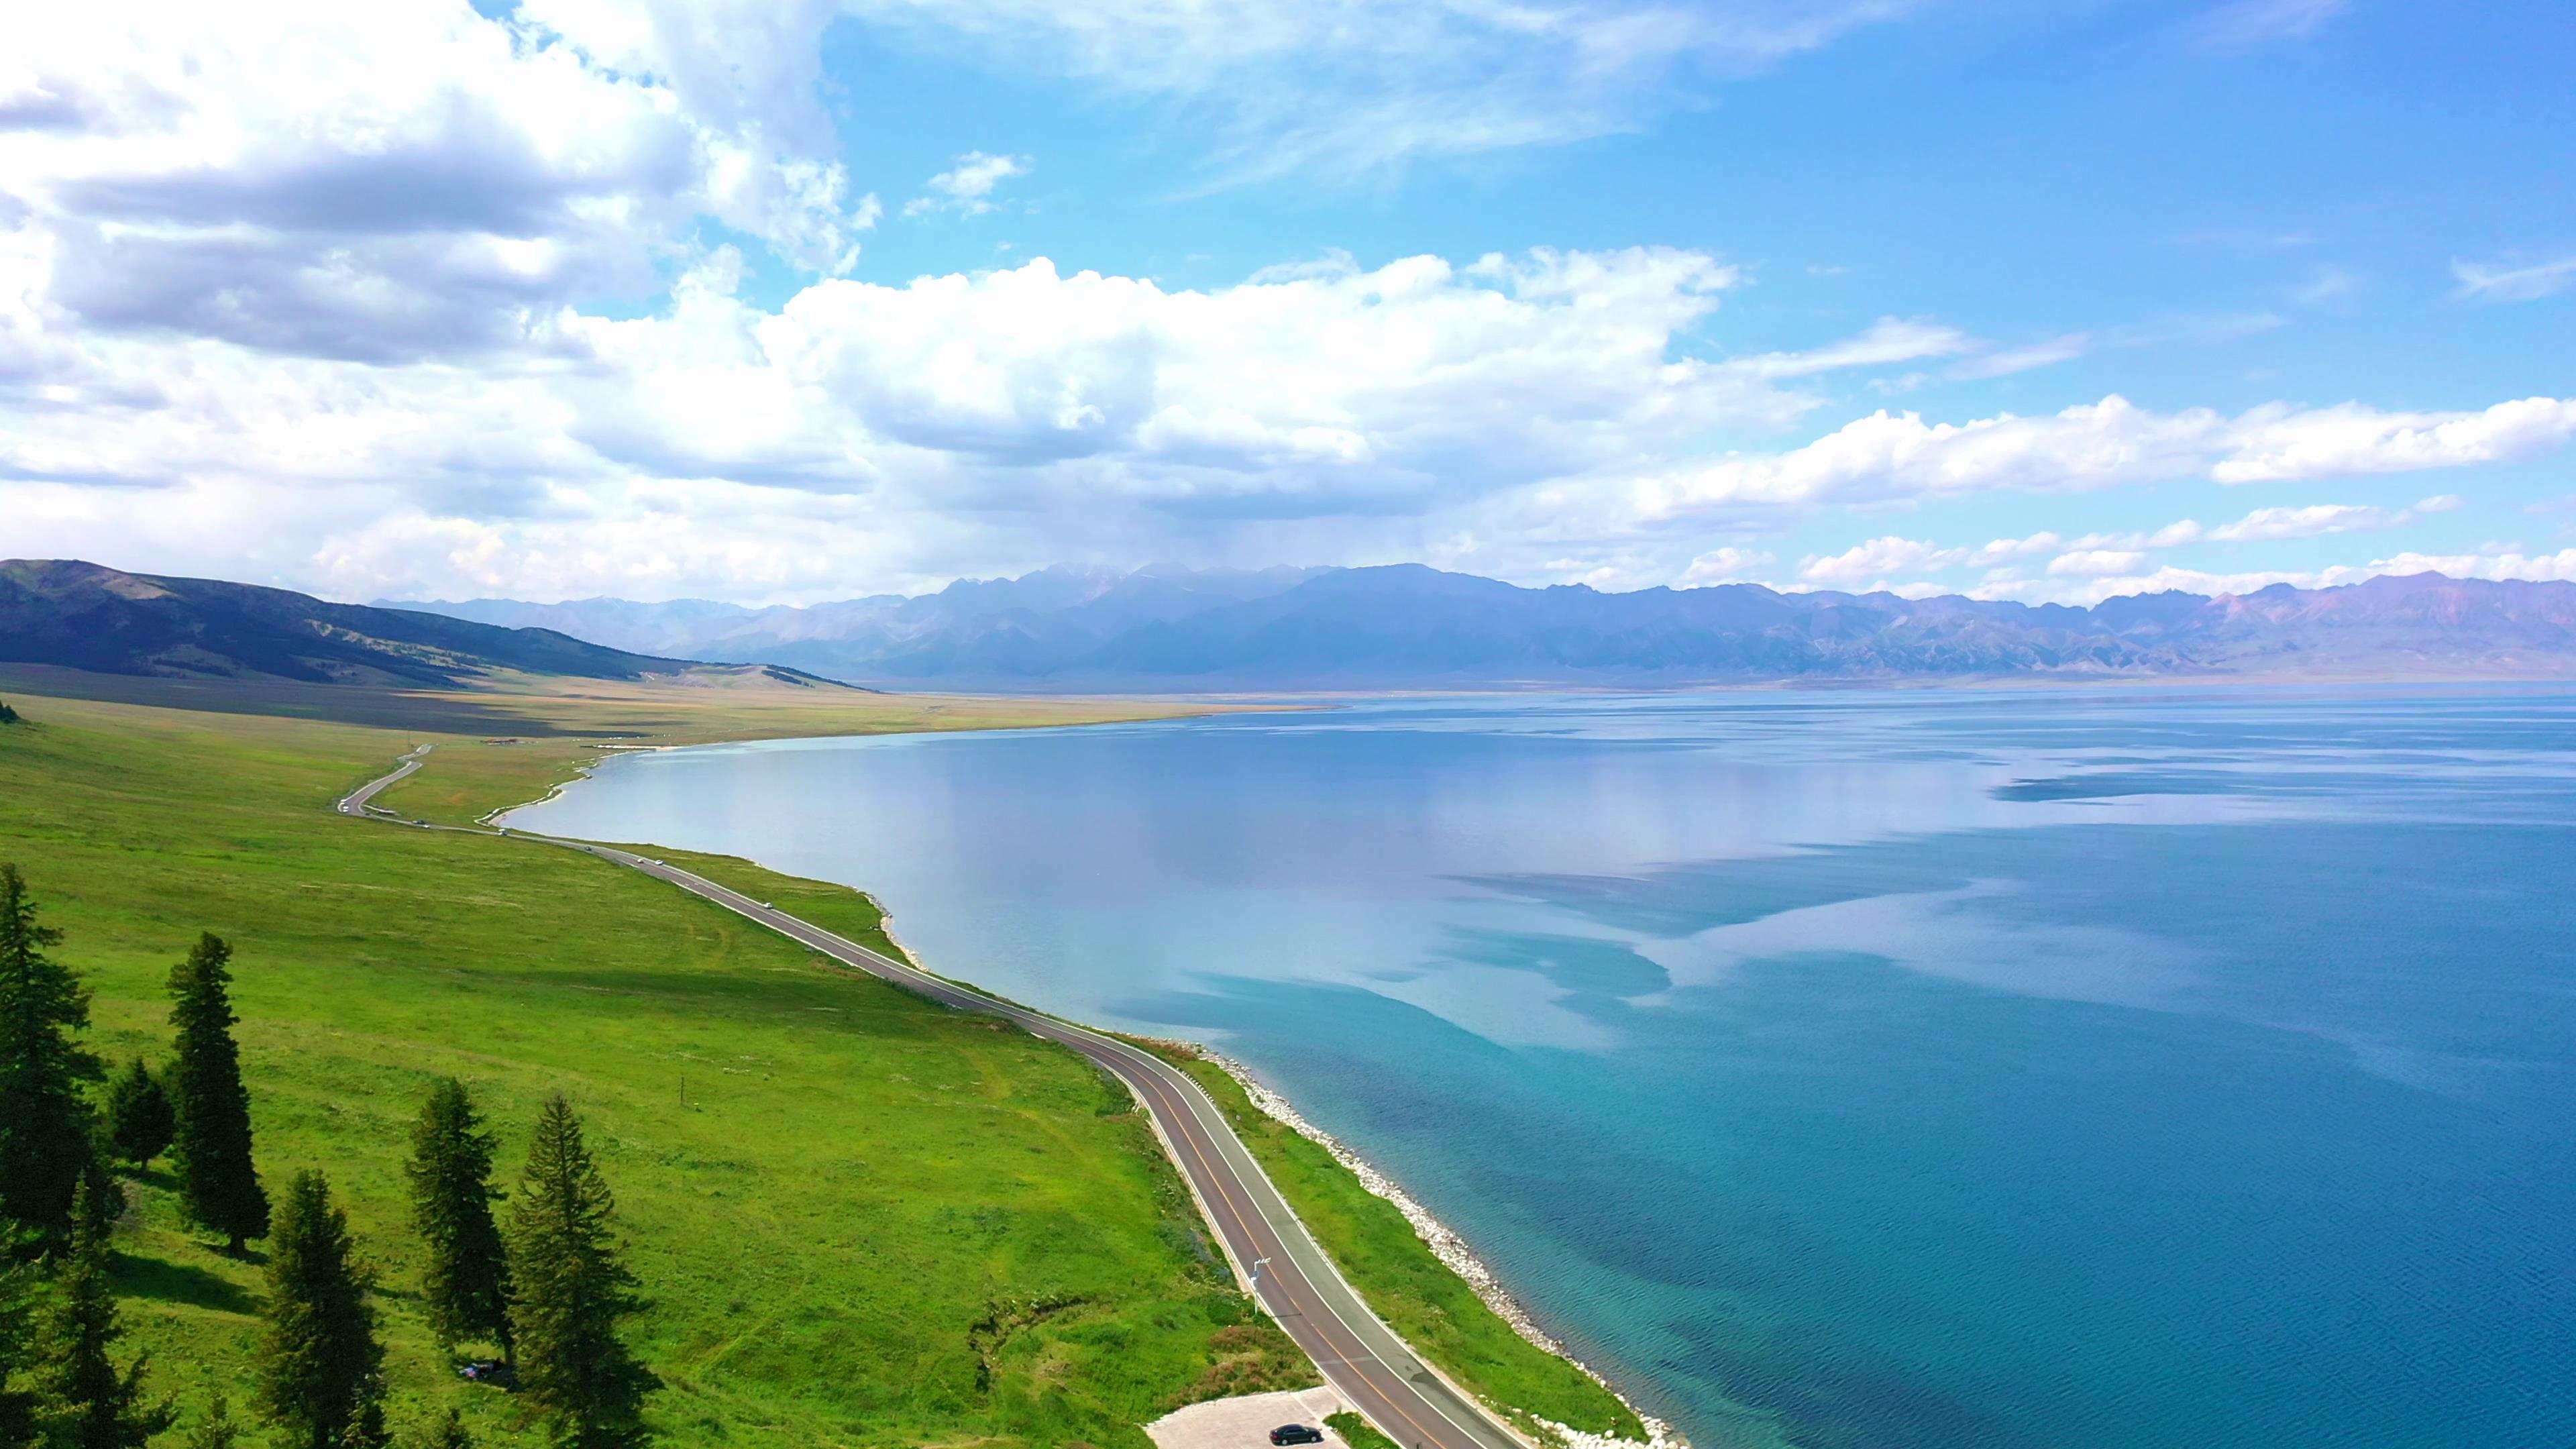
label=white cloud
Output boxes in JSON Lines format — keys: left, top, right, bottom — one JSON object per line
{"left": 2292, "top": 264, "right": 2363, "bottom": 305}
{"left": 1678, "top": 547, "right": 1774, "bottom": 586}
{"left": 2212, "top": 397, "right": 2576, "bottom": 483}
{"left": 1732, "top": 318, "right": 1974, "bottom": 379}
{"left": 2366, "top": 549, "right": 2576, "bottom": 584}
{"left": 843, "top": 0, "right": 1908, "bottom": 182}
{"left": 904, "top": 152, "right": 1032, "bottom": 217}
{"left": 2207, "top": 503, "right": 2394, "bottom": 541}
{"left": 1950, "top": 334, "right": 2090, "bottom": 380}
{"left": 2451, "top": 254, "right": 2576, "bottom": 304}
{"left": 1799, "top": 537, "right": 1966, "bottom": 586}
{"left": 2199, "top": 0, "right": 2348, "bottom": 51}
{"left": 2047, "top": 549, "right": 2149, "bottom": 576}
{"left": 0, "top": 0, "right": 878, "bottom": 368}
{"left": 1968, "top": 532, "right": 2064, "bottom": 566}
{"left": 6, "top": 241, "right": 1931, "bottom": 598}
{"left": 1611, "top": 394, "right": 2576, "bottom": 525}
{"left": 1972, "top": 545, "right": 2576, "bottom": 608}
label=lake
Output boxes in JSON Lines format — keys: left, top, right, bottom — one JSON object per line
{"left": 506, "top": 686, "right": 2576, "bottom": 1449}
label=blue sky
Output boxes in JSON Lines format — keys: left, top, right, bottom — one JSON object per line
{"left": 2, "top": 0, "right": 2570, "bottom": 603}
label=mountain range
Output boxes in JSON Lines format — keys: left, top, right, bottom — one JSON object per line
{"left": 0, "top": 559, "right": 839, "bottom": 689}
{"left": 384, "top": 563, "right": 2576, "bottom": 689}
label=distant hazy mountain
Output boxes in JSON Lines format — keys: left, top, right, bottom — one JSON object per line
{"left": 384, "top": 564, "right": 2576, "bottom": 690}
{"left": 0, "top": 559, "right": 838, "bottom": 688}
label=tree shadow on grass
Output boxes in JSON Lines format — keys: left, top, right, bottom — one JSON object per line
{"left": 112, "top": 1251, "right": 260, "bottom": 1316}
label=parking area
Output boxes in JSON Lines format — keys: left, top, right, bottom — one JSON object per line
{"left": 1144, "top": 1386, "right": 1353, "bottom": 1449}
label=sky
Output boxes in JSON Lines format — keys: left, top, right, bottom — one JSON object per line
{"left": 2, "top": 0, "right": 2572, "bottom": 606}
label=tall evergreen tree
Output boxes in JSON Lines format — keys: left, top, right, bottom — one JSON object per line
{"left": 175, "top": 1397, "right": 238, "bottom": 1449}
{"left": 507, "top": 1097, "right": 656, "bottom": 1449}
{"left": 256, "top": 1172, "right": 384, "bottom": 1449}
{"left": 32, "top": 1181, "right": 174, "bottom": 1449}
{"left": 0, "top": 865, "right": 104, "bottom": 1250}
{"left": 0, "top": 1264, "right": 37, "bottom": 1449}
{"left": 404, "top": 1079, "right": 511, "bottom": 1360}
{"left": 101, "top": 1063, "right": 172, "bottom": 1169}
{"left": 165, "top": 934, "right": 266, "bottom": 1250}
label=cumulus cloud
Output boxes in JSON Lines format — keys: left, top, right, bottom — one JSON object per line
{"left": 2046, "top": 549, "right": 2149, "bottom": 576}
{"left": 2451, "top": 254, "right": 2576, "bottom": 304}
{"left": 6, "top": 238, "right": 1933, "bottom": 596}
{"left": 1799, "top": 537, "right": 1966, "bottom": 586}
{"left": 5, "top": 2, "right": 2571, "bottom": 606}
{"left": 0, "top": 0, "right": 877, "bottom": 368}
{"left": 1611, "top": 394, "right": 2576, "bottom": 526}
{"left": 1678, "top": 546, "right": 1774, "bottom": 586}
{"left": 904, "top": 152, "right": 1032, "bottom": 217}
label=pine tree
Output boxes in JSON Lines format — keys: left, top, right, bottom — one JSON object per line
{"left": 0, "top": 700, "right": 19, "bottom": 725}
{"left": 101, "top": 1063, "right": 172, "bottom": 1168}
{"left": 68, "top": 1157, "right": 121, "bottom": 1267}
{"left": 256, "top": 1172, "right": 384, "bottom": 1449}
{"left": 176, "top": 1397, "right": 238, "bottom": 1449}
{"left": 507, "top": 1097, "right": 656, "bottom": 1449}
{"left": 165, "top": 935, "right": 266, "bottom": 1251}
{"left": 396, "top": 1407, "right": 472, "bottom": 1449}
{"left": 405, "top": 1079, "right": 512, "bottom": 1360}
{"left": 32, "top": 1181, "right": 174, "bottom": 1449}
{"left": 0, "top": 865, "right": 105, "bottom": 1250}
{"left": 0, "top": 1263, "right": 37, "bottom": 1449}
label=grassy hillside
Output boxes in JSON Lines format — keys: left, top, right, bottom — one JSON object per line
{"left": 0, "top": 692, "right": 1311, "bottom": 1448}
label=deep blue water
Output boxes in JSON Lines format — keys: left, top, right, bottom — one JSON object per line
{"left": 507, "top": 688, "right": 2576, "bottom": 1449}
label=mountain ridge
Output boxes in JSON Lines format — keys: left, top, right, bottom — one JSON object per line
{"left": 384, "top": 563, "right": 2576, "bottom": 689}
{"left": 1, "top": 559, "right": 851, "bottom": 689}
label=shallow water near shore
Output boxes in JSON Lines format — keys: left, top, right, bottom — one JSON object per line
{"left": 508, "top": 686, "right": 2576, "bottom": 1449}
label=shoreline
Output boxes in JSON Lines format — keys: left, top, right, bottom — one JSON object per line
{"left": 486, "top": 732, "right": 1684, "bottom": 1448}
{"left": 1176, "top": 1043, "right": 1684, "bottom": 1449}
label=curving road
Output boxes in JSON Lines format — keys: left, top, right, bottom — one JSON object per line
{"left": 338, "top": 748, "right": 1532, "bottom": 1449}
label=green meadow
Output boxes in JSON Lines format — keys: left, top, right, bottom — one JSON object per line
{"left": 0, "top": 691, "right": 1312, "bottom": 1448}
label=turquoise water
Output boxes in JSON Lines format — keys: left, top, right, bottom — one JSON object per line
{"left": 508, "top": 688, "right": 2576, "bottom": 1449}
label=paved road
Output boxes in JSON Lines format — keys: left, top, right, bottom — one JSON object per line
{"left": 337, "top": 749, "right": 1532, "bottom": 1449}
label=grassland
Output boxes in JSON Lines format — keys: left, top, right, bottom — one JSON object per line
{"left": 0, "top": 690, "right": 1312, "bottom": 1448}
{"left": 1, "top": 669, "right": 1645, "bottom": 1449}
{"left": 1152, "top": 1051, "right": 1646, "bottom": 1444}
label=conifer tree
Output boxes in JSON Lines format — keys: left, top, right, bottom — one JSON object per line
{"left": 68, "top": 1157, "right": 121, "bottom": 1267}
{"left": 396, "top": 1407, "right": 472, "bottom": 1449}
{"left": 507, "top": 1097, "right": 656, "bottom": 1449}
{"left": 0, "top": 700, "right": 19, "bottom": 724}
{"left": 256, "top": 1172, "right": 384, "bottom": 1449}
{"left": 0, "top": 865, "right": 104, "bottom": 1250}
{"left": 101, "top": 1063, "right": 173, "bottom": 1169}
{"left": 176, "top": 1397, "right": 238, "bottom": 1449}
{"left": 32, "top": 1181, "right": 174, "bottom": 1449}
{"left": 165, "top": 935, "right": 266, "bottom": 1250}
{"left": 0, "top": 1263, "right": 37, "bottom": 1449}
{"left": 405, "top": 1079, "right": 511, "bottom": 1360}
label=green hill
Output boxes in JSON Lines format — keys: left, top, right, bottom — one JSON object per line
{"left": 0, "top": 691, "right": 1309, "bottom": 1448}
{"left": 0, "top": 559, "right": 845, "bottom": 690}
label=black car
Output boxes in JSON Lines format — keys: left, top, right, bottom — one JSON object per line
{"left": 1269, "top": 1427, "right": 1324, "bottom": 1446}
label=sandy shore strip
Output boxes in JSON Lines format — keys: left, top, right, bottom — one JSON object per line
{"left": 1180, "top": 1046, "right": 1685, "bottom": 1449}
